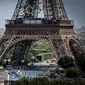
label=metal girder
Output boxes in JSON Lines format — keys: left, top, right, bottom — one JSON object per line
{"left": 12, "top": 0, "right": 68, "bottom": 20}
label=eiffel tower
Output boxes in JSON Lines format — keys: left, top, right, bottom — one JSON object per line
{"left": 0, "top": 0, "right": 84, "bottom": 65}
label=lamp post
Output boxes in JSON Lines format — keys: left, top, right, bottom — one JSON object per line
{"left": 21, "top": 60, "right": 25, "bottom": 69}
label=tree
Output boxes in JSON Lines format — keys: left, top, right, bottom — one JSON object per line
{"left": 66, "top": 67, "right": 80, "bottom": 78}
{"left": 58, "top": 56, "right": 75, "bottom": 69}
{"left": 75, "top": 53, "right": 85, "bottom": 72}
{"left": 15, "top": 78, "right": 32, "bottom": 85}
{"left": 32, "top": 77, "right": 49, "bottom": 85}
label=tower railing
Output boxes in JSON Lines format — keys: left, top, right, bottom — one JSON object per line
{"left": 5, "top": 19, "right": 74, "bottom": 25}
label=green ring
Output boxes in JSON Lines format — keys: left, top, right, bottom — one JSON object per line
{"left": 23, "top": 3, "right": 41, "bottom": 14}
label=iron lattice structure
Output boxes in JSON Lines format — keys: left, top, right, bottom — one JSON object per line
{"left": 0, "top": 0, "right": 84, "bottom": 66}
{"left": 12, "top": 0, "right": 68, "bottom": 20}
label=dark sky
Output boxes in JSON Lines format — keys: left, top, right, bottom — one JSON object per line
{"left": 0, "top": 0, "right": 85, "bottom": 29}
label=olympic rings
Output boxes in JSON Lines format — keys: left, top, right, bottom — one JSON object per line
{"left": 24, "top": 4, "right": 33, "bottom": 14}
{"left": 23, "top": 3, "right": 41, "bottom": 15}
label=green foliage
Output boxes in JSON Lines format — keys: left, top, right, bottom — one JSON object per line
{"left": 74, "top": 78, "right": 85, "bottom": 85}
{"left": 75, "top": 53, "right": 85, "bottom": 72}
{"left": 32, "top": 77, "right": 49, "bottom": 85}
{"left": 58, "top": 56, "right": 75, "bottom": 69}
{"left": 55, "top": 69, "right": 66, "bottom": 74}
{"left": 0, "top": 66, "right": 4, "bottom": 70}
{"left": 50, "top": 78, "right": 85, "bottom": 85}
{"left": 50, "top": 79, "right": 74, "bottom": 85}
{"left": 66, "top": 67, "right": 80, "bottom": 78}
{"left": 27, "top": 40, "right": 54, "bottom": 61}
{"left": 15, "top": 77, "right": 32, "bottom": 85}
{"left": 15, "top": 77, "right": 85, "bottom": 85}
